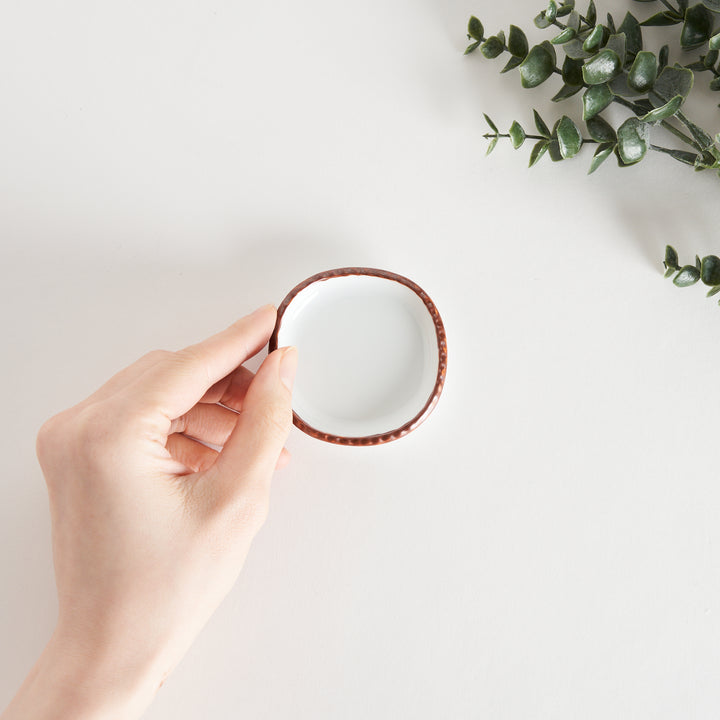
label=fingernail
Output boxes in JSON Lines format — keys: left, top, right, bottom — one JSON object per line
{"left": 279, "top": 346, "right": 298, "bottom": 392}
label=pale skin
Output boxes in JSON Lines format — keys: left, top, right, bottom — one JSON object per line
{"left": 0, "top": 304, "right": 297, "bottom": 720}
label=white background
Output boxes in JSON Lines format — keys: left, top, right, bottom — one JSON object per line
{"left": 2, "top": 0, "right": 720, "bottom": 717}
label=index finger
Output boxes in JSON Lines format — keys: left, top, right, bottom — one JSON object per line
{"left": 126, "top": 304, "right": 277, "bottom": 421}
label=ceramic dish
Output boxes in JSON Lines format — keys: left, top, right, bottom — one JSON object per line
{"left": 269, "top": 268, "right": 447, "bottom": 446}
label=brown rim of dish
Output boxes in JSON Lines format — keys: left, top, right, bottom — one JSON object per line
{"left": 268, "top": 267, "right": 447, "bottom": 446}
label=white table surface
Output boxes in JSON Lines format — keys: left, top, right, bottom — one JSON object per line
{"left": 2, "top": 1, "right": 720, "bottom": 717}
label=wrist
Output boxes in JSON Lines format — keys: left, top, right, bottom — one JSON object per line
{"left": 1, "top": 626, "right": 165, "bottom": 720}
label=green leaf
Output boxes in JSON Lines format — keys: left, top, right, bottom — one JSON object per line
{"left": 481, "top": 36, "right": 505, "bottom": 59}
{"left": 664, "top": 245, "right": 680, "bottom": 270}
{"left": 535, "top": 12, "right": 553, "bottom": 29}
{"left": 552, "top": 27, "right": 577, "bottom": 44}
{"left": 678, "top": 112, "right": 715, "bottom": 149}
{"left": 703, "top": 0, "right": 720, "bottom": 11}
{"left": 696, "top": 255, "right": 702, "bottom": 271}
{"left": 649, "top": 66, "right": 694, "bottom": 106}
{"left": 616, "top": 117, "right": 650, "bottom": 164}
{"left": 582, "top": 83, "right": 614, "bottom": 119}
{"left": 707, "top": 285, "right": 720, "bottom": 297}
{"left": 557, "top": 115, "right": 583, "bottom": 158}
{"left": 563, "top": 38, "right": 595, "bottom": 59}
{"left": 562, "top": 56, "right": 584, "bottom": 85}
{"left": 587, "top": 0, "right": 597, "bottom": 26}
{"left": 618, "top": 12, "right": 643, "bottom": 56}
{"left": 659, "top": 45, "right": 669, "bottom": 70}
{"left": 534, "top": 109, "right": 552, "bottom": 138}
{"left": 604, "top": 34, "right": 627, "bottom": 64}
{"left": 552, "top": 83, "right": 583, "bottom": 101}
{"left": 483, "top": 114, "right": 499, "bottom": 133}
{"left": 681, "top": 4, "right": 714, "bottom": 50}
{"left": 519, "top": 44, "right": 556, "bottom": 88}
{"left": 609, "top": 72, "right": 646, "bottom": 97}
{"left": 588, "top": 142, "right": 615, "bottom": 173}
{"left": 464, "top": 41, "right": 481, "bottom": 55}
{"left": 468, "top": 16, "right": 484, "bottom": 41}
{"left": 529, "top": 139, "right": 550, "bottom": 166}
{"left": 652, "top": 146, "right": 701, "bottom": 165}
{"left": 710, "top": 76, "right": 720, "bottom": 90}
{"left": 627, "top": 51, "right": 658, "bottom": 92}
{"left": 486, "top": 136, "right": 499, "bottom": 155}
{"left": 582, "top": 49, "right": 623, "bottom": 84}
{"left": 583, "top": 24, "right": 605, "bottom": 52}
{"left": 701, "top": 255, "right": 720, "bottom": 285}
{"left": 547, "top": 138, "right": 563, "bottom": 161}
{"left": 640, "top": 94, "right": 684, "bottom": 122}
{"left": 501, "top": 55, "right": 524, "bottom": 73}
{"left": 509, "top": 120, "right": 526, "bottom": 149}
{"left": 642, "top": 11, "right": 683, "bottom": 26}
{"left": 704, "top": 49, "right": 719, "bottom": 67}
{"left": 607, "top": 12, "right": 617, "bottom": 34}
{"left": 586, "top": 114, "right": 616, "bottom": 141}
{"left": 674, "top": 265, "right": 701, "bottom": 286}
{"left": 508, "top": 25, "right": 528, "bottom": 58}
{"left": 546, "top": 0, "right": 558, "bottom": 22}
{"left": 664, "top": 267, "right": 676, "bottom": 279}
{"left": 710, "top": 32, "right": 720, "bottom": 50}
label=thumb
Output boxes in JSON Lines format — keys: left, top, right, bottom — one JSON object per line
{"left": 212, "top": 346, "right": 297, "bottom": 498}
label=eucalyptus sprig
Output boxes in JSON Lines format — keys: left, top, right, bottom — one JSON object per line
{"left": 663, "top": 245, "right": 720, "bottom": 302}
{"left": 465, "top": 0, "right": 720, "bottom": 176}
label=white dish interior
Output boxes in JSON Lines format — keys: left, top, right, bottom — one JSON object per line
{"left": 276, "top": 274, "right": 440, "bottom": 439}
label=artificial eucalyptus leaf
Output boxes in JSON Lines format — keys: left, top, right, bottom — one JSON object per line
{"left": 508, "top": 25, "right": 529, "bottom": 57}
{"left": 562, "top": 56, "right": 585, "bottom": 85}
{"left": 535, "top": 12, "right": 553, "bottom": 29}
{"left": 617, "top": 116, "right": 650, "bottom": 164}
{"left": 529, "top": 139, "right": 550, "bottom": 166}
{"left": 628, "top": 51, "right": 658, "bottom": 92}
{"left": 583, "top": 83, "right": 614, "bottom": 118}
{"left": 486, "top": 136, "right": 499, "bottom": 155}
{"left": 618, "top": 12, "right": 643, "bottom": 56}
{"left": 652, "top": 146, "right": 701, "bottom": 165}
{"left": 464, "top": 41, "right": 481, "bottom": 55}
{"left": 481, "top": 36, "right": 505, "bottom": 59}
{"left": 604, "top": 33, "right": 627, "bottom": 63}
{"left": 641, "top": 11, "right": 683, "bottom": 26}
{"left": 501, "top": 55, "right": 524, "bottom": 73}
{"left": 552, "top": 27, "right": 577, "bottom": 44}
{"left": 659, "top": 44, "right": 669, "bottom": 70}
{"left": 704, "top": 49, "right": 719, "bottom": 66}
{"left": 582, "top": 49, "right": 622, "bottom": 84}
{"left": 546, "top": 0, "right": 558, "bottom": 22}
{"left": 588, "top": 142, "right": 615, "bottom": 173}
{"left": 678, "top": 113, "right": 715, "bottom": 149}
{"left": 548, "top": 139, "right": 564, "bottom": 161}
{"left": 519, "top": 44, "right": 556, "bottom": 88}
{"left": 707, "top": 285, "right": 720, "bottom": 297}
{"left": 664, "top": 245, "right": 680, "bottom": 270}
{"left": 509, "top": 120, "right": 526, "bottom": 148}
{"left": 587, "top": 0, "right": 597, "bottom": 26}
{"left": 468, "top": 16, "right": 484, "bottom": 41}
{"left": 664, "top": 267, "right": 676, "bottom": 278}
{"left": 534, "top": 109, "right": 552, "bottom": 138}
{"left": 552, "top": 83, "right": 584, "bottom": 101}
{"left": 557, "top": 115, "right": 583, "bottom": 157}
{"left": 681, "top": 3, "right": 714, "bottom": 50}
{"left": 557, "top": 2, "right": 575, "bottom": 18}
{"left": 586, "top": 114, "right": 617, "bottom": 141}
{"left": 609, "top": 71, "right": 646, "bottom": 97}
{"left": 539, "top": 40, "right": 558, "bottom": 64}
{"left": 673, "top": 265, "right": 701, "bottom": 286}
{"left": 703, "top": 0, "right": 720, "bottom": 11}
{"left": 701, "top": 255, "right": 720, "bottom": 285}
{"left": 607, "top": 13, "right": 617, "bottom": 33}
{"left": 484, "top": 113, "right": 499, "bottom": 133}
{"left": 710, "top": 32, "right": 720, "bottom": 49}
{"left": 710, "top": 76, "right": 720, "bottom": 89}
{"left": 568, "top": 11, "right": 582, "bottom": 31}
{"left": 583, "top": 24, "right": 605, "bottom": 51}
{"left": 649, "top": 66, "right": 694, "bottom": 106}
{"left": 640, "top": 94, "right": 684, "bottom": 122}
{"left": 564, "top": 38, "right": 595, "bottom": 58}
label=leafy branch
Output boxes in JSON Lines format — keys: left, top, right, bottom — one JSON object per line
{"left": 465, "top": 0, "right": 720, "bottom": 176}
{"left": 664, "top": 245, "right": 720, "bottom": 302}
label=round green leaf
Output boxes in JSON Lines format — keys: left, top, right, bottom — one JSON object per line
{"left": 562, "top": 56, "right": 584, "bottom": 86}
{"left": 673, "top": 265, "right": 701, "bottom": 286}
{"left": 710, "top": 76, "right": 720, "bottom": 90}
{"left": 583, "top": 24, "right": 605, "bottom": 52}
{"left": 616, "top": 117, "right": 650, "bottom": 164}
{"left": 703, "top": 0, "right": 720, "bottom": 10}
{"left": 641, "top": 11, "right": 683, "bottom": 27}
{"left": 557, "top": 115, "right": 583, "bottom": 158}
{"left": 582, "top": 49, "right": 622, "bottom": 85}
{"left": 701, "top": 255, "right": 720, "bottom": 285}
{"left": 586, "top": 115, "right": 616, "bottom": 142}
{"left": 664, "top": 245, "right": 680, "bottom": 270}
{"left": 649, "top": 66, "right": 694, "bottom": 106}
{"left": 546, "top": 0, "right": 558, "bottom": 22}
{"left": 640, "top": 94, "right": 683, "bottom": 122}
{"left": 552, "top": 27, "right": 577, "bottom": 44}
{"left": 519, "top": 44, "right": 556, "bottom": 88}
{"left": 704, "top": 49, "right": 719, "bottom": 67}
{"left": 468, "top": 16, "right": 484, "bottom": 41}
{"left": 481, "top": 36, "right": 505, "bottom": 59}
{"left": 509, "top": 121, "right": 526, "bottom": 149}
{"left": 627, "top": 51, "right": 658, "bottom": 92}
{"left": 710, "top": 32, "right": 720, "bottom": 50}
{"left": 508, "top": 25, "right": 528, "bottom": 58}
{"left": 681, "top": 3, "right": 714, "bottom": 50}
{"left": 582, "top": 83, "right": 613, "bottom": 119}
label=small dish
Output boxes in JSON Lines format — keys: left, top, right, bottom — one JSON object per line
{"left": 269, "top": 267, "right": 447, "bottom": 445}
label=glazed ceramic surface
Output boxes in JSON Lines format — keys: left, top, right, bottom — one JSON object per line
{"left": 272, "top": 269, "right": 446, "bottom": 444}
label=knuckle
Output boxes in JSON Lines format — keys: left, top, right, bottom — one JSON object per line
{"left": 141, "top": 349, "right": 173, "bottom": 365}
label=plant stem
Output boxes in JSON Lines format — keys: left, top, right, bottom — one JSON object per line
{"left": 484, "top": 133, "right": 599, "bottom": 143}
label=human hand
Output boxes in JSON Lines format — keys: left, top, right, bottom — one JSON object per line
{"left": 1, "top": 305, "right": 296, "bottom": 720}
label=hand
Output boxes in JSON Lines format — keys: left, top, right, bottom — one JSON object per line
{"left": 1, "top": 305, "right": 297, "bottom": 720}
